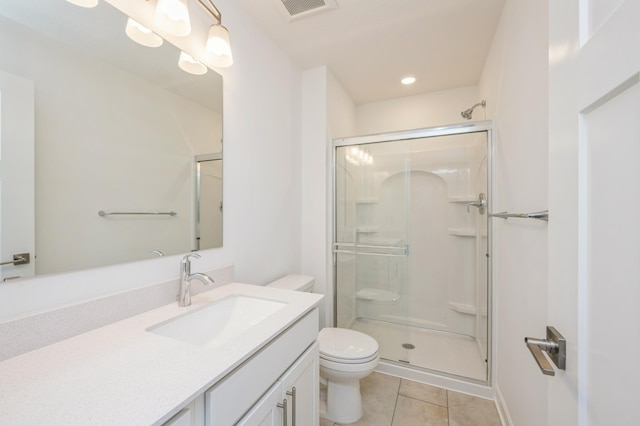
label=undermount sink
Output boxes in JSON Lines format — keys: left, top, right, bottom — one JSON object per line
{"left": 147, "top": 295, "right": 287, "bottom": 347}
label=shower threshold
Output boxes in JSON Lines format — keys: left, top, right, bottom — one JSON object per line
{"left": 352, "top": 318, "right": 487, "bottom": 382}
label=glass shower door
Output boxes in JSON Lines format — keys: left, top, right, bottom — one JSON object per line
{"left": 334, "top": 140, "right": 413, "bottom": 363}
{"left": 334, "top": 126, "right": 491, "bottom": 383}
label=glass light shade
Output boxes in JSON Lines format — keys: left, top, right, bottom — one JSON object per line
{"left": 155, "top": 0, "right": 191, "bottom": 37}
{"left": 178, "top": 52, "right": 207, "bottom": 75}
{"left": 66, "top": 0, "right": 99, "bottom": 7}
{"left": 125, "top": 18, "right": 163, "bottom": 48}
{"left": 205, "top": 24, "right": 233, "bottom": 68}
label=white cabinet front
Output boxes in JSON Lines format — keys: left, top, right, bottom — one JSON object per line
{"left": 236, "top": 383, "right": 284, "bottom": 426}
{"left": 205, "top": 308, "right": 319, "bottom": 425}
{"left": 280, "top": 342, "right": 319, "bottom": 426}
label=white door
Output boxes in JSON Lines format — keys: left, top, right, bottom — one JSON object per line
{"left": 0, "top": 70, "right": 35, "bottom": 280}
{"left": 548, "top": 0, "right": 640, "bottom": 424}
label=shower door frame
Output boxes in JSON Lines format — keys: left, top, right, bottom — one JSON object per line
{"left": 331, "top": 120, "right": 494, "bottom": 386}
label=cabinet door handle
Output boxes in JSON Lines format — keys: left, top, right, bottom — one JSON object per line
{"left": 286, "top": 387, "right": 296, "bottom": 426}
{"left": 277, "top": 398, "right": 288, "bottom": 426}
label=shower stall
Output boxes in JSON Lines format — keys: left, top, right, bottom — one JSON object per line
{"left": 333, "top": 122, "right": 492, "bottom": 384}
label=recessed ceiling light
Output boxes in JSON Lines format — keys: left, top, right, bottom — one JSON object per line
{"left": 401, "top": 76, "right": 416, "bottom": 85}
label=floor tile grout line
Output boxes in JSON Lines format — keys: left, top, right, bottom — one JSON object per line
{"left": 398, "top": 393, "right": 449, "bottom": 409}
{"left": 446, "top": 389, "right": 451, "bottom": 425}
{"left": 389, "top": 378, "right": 401, "bottom": 426}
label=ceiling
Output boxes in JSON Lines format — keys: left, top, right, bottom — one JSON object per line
{"left": 235, "top": 0, "right": 506, "bottom": 104}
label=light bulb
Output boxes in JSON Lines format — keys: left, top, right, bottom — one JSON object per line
{"left": 178, "top": 52, "right": 207, "bottom": 75}
{"left": 206, "top": 25, "right": 233, "bottom": 67}
{"left": 155, "top": 0, "right": 191, "bottom": 37}
{"left": 125, "top": 18, "right": 163, "bottom": 48}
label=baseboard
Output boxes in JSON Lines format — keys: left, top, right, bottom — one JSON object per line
{"left": 495, "top": 385, "right": 514, "bottom": 426}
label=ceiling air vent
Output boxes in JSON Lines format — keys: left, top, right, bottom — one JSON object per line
{"left": 275, "top": 0, "right": 338, "bottom": 20}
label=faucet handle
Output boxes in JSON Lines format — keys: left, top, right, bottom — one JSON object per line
{"left": 180, "top": 253, "right": 201, "bottom": 275}
{"left": 181, "top": 252, "right": 201, "bottom": 263}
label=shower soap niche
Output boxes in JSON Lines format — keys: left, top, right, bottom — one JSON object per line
{"left": 356, "top": 288, "right": 400, "bottom": 304}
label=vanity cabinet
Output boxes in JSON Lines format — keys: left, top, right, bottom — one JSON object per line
{"left": 164, "top": 395, "right": 205, "bottom": 426}
{"left": 238, "top": 342, "right": 319, "bottom": 426}
{"left": 205, "top": 308, "right": 319, "bottom": 425}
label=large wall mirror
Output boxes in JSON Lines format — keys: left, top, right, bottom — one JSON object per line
{"left": 0, "top": 1, "right": 223, "bottom": 279}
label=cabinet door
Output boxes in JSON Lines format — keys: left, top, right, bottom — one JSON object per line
{"left": 280, "top": 342, "right": 319, "bottom": 426}
{"left": 236, "top": 382, "right": 284, "bottom": 426}
{"left": 163, "top": 395, "right": 205, "bottom": 426}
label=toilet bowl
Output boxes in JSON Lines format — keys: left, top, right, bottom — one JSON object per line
{"left": 318, "top": 327, "right": 379, "bottom": 423}
{"left": 267, "top": 275, "right": 379, "bottom": 424}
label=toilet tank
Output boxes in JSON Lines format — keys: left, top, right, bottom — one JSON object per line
{"left": 267, "top": 274, "right": 315, "bottom": 292}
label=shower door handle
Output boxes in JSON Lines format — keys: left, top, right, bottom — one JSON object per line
{"left": 467, "top": 193, "right": 486, "bottom": 214}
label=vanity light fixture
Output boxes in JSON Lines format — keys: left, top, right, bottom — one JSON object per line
{"left": 66, "top": 0, "right": 98, "bottom": 7}
{"left": 197, "top": 0, "right": 234, "bottom": 67}
{"left": 125, "top": 18, "right": 164, "bottom": 48}
{"left": 155, "top": 0, "right": 192, "bottom": 37}
{"left": 67, "top": 0, "right": 233, "bottom": 70}
{"left": 178, "top": 51, "right": 208, "bottom": 75}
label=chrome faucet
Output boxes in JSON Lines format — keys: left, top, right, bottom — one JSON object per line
{"left": 178, "top": 253, "right": 215, "bottom": 307}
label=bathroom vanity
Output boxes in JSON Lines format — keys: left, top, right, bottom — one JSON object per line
{"left": 0, "top": 283, "right": 323, "bottom": 425}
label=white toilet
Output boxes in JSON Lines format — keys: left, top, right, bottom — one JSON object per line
{"left": 267, "top": 275, "right": 379, "bottom": 424}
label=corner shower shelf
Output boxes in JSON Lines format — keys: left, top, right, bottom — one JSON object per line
{"left": 356, "top": 288, "right": 400, "bottom": 304}
{"left": 448, "top": 302, "right": 488, "bottom": 316}
{"left": 448, "top": 302, "right": 476, "bottom": 315}
{"left": 356, "top": 198, "right": 379, "bottom": 204}
{"left": 355, "top": 226, "right": 379, "bottom": 234}
{"left": 448, "top": 228, "right": 476, "bottom": 237}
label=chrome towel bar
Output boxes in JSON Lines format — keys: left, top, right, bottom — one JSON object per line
{"left": 489, "top": 210, "right": 548, "bottom": 221}
{"left": 333, "top": 243, "right": 409, "bottom": 257}
{"left": 98, "top": 210, "right": 177, "bottom": 217}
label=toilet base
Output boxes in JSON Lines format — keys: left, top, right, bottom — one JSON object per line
{"left": 319, "top": 379, "right": 364, "bottom": 424}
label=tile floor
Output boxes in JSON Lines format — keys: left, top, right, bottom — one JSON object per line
{"left": 320, "top": 372, "right": 502, "bottom": 426}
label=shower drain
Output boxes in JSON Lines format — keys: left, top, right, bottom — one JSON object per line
{"left": 402, "top": 343, "right": 415, "bottom": 350}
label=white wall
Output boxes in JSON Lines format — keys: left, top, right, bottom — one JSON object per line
{"left": 356, "top": 85, "right": 480, "bottom": 135}
{"left": 0, "top": 0, "right": 303, "bottom": 322}
{"left": 300, "top": 67, "right": 357, "bottom": 327}
{"left": 478, "top": 1, "right": 549, "bottom": 424}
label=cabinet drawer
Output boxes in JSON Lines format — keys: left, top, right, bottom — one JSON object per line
{"left": 205, "top": 308, "right": 318, "bottom": 425}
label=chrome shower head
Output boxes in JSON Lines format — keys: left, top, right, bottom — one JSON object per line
{"left": 461, "top": 100, "right": 486, "bottom": 120}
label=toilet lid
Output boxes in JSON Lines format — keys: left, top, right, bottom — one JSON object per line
{"left": 318, "top": 328, "right": 379, "bottom": 362}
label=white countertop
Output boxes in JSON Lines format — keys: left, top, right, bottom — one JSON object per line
{"left": 0, "top": 283, "right": 323, "bottom": 425}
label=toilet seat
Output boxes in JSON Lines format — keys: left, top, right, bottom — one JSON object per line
{"left": 320, "top": 351, "right": 379, "bottom": 364}
{"left": 318, "top": 328, "right": 379, "bottom": 364}
{"left": 320, "top": 353, "right": 380, "bottom": 375}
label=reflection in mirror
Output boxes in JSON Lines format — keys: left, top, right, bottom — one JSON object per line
{"left": 195, "top": 153, "right": 223, "bottom": 250}
{"left": 0, "top": 1, "right": 223, "bottom": 279}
